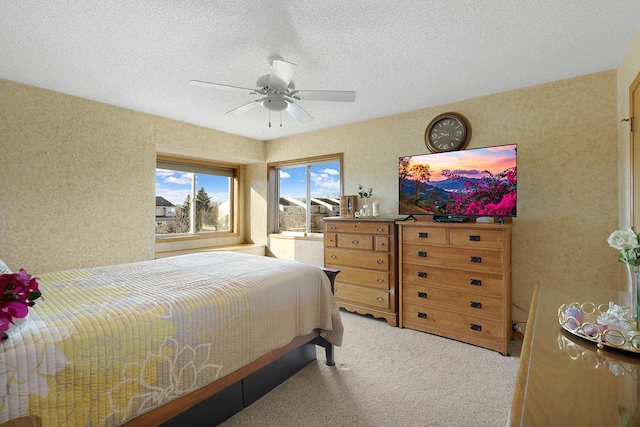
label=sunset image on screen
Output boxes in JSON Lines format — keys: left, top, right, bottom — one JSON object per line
{"left": 398, "top": 144, "right": 517, "bottom": 216}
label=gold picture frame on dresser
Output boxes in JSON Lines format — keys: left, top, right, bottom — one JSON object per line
{"left": 397, "top": 219, "right": 512, "bottom": 355}
{"left": 323, "top": 217, "right": 398, "bottom": 326}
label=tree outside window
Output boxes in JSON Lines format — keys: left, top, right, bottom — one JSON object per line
{"left": 155, "top": 159, "right": 236, "bottom": 236}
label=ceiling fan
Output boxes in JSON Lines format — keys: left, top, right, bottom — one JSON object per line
{"left": 189, "top": 57, "right": 356, "bottom": 127}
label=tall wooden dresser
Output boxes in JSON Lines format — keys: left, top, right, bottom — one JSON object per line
{"left": 398, "top": 220, "right": 512, "bottom": 354}
{"left": 323, "top": 217, "right": 398, "bottom": 326}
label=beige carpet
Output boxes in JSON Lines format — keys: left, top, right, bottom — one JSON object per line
{"left": 221, "top": 310, "right": 522, "bottom": 427}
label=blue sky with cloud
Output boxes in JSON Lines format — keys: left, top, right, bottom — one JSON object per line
{"left": 156, "top": 169, "right": 230, "bottom": 205}
{"left": 279, "top": 162, "right": 340, "bottom": 198}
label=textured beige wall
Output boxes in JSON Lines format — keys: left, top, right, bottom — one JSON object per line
{"left": 0, "top": 79, "right": 261, "bottom": 273}
{"left": 267, "top": 71, "right": 620, "bottom": 324}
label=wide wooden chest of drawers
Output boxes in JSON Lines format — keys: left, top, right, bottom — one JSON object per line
{"left": 323, "top": 217, "right": 398, "bottom": 326}
{"left": 398, "top": 220, "right": 512, "bottom": 354}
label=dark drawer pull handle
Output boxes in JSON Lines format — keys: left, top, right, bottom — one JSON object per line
{"left": 417, "top": 291, "right": 427, "bottom": 299}
{"left": 418, "top": 232, "right": 429, "bottom": 238}
{"left": 417, "top": 271, "right": 427, "bottom": 278}
{"left": 470, "top": 279, "right": 482, "bottom": 286}
{"left": 470, "top": 301, "right": 482, "bottom": 309}
{"left": 418, "top": 312, "right": 427, "bottom": 319}
{"left": 469, "top": 235, "right": 481, "bottom": 241}
{"left": 470, "top": 324, "right": 482, "bottom": 331}
{"left": 418, "top": 251, "right": 427, "bottom": 257}
{"left": 470, "top": 256, "right": 482, "bottom": 263}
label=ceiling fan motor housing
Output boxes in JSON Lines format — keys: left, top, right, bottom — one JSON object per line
{"left": 256, "top": 74, "right": 295, "bottom": 94}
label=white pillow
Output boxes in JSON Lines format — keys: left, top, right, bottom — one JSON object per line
{"left": 0, "top": 260, "right": 11, "bottom": 275}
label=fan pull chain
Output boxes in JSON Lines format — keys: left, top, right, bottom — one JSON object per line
{"left": 280, "top": 112, "right": 283, "bottom": 127}
{"left": 268, "top": 99, "right": 271, "bottom": 128}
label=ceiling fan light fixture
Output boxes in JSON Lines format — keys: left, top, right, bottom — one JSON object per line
{"left": 261, "top": 97, "right": 289, "bottom": 112}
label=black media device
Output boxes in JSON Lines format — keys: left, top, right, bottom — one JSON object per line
{"left": 432, "top": 215, "right": 469, "bottom": 223}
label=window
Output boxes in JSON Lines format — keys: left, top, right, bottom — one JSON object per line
{"left": 155, "top": 157, "right": 238, "bottom": 237}
{"left": 269, "top": 154, "right": 343, "bottom": 235}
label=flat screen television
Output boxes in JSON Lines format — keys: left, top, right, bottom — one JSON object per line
{"left": 398, "top": 144, "right": 517, "bottom": 220}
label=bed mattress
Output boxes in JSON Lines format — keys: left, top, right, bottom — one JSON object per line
{"left": 0, "top": 252, "right": 343, "bottom": 426}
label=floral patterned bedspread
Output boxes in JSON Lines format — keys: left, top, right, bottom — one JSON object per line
{"left": 0, "top": 252, "right": 343, "bottom": 426}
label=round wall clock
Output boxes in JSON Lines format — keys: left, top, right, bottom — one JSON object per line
{"left": 424, "top": 112, "right": 472, "bottom": 153}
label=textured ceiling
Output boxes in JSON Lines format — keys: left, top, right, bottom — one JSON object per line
{"left": 1, "top": 1, "right": 639, "bottom": 141}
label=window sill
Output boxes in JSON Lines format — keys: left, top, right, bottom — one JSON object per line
{"left": 155, "top": 243, "right": 265, "bottom": 258}
{"left": 268, "top": 233, "right": 323, "bottom": 242}
{"left": 155, "top": 231, "right": 239, "bottom": 242}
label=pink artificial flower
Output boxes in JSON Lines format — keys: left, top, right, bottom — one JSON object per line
{"left": 0, "top": 316, "right": 11, "bottom": 333}
{"left": 0, "top": 269, "right": 42, "bottom": 339}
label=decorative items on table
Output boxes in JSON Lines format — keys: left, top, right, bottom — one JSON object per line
{"left": 0, "top": 269, "right": 41, "bottom": 341}
{"left": 558, "top": 229, "right": 640, "bottom": 353}
{"left": 607, "top": 228, "right": 640, "bottom": 326}
{"left": 559, "top": 302, "right": 640, "bottom": 353}
{"left": 356, "top": 184, "right": 380, "bottom": 217}
{"left": 555, "top": 229, "right": 640, "bottom": 354}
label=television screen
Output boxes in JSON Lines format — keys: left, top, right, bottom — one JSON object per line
{"left": 399, "top": 144, "right": 517, "bottom": 218}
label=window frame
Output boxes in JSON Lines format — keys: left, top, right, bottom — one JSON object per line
{"left": 268, "top": 153, "right": 344, "bottom": 236}
{"left": 155, "top": 155, "right": 240, "bottom": 240}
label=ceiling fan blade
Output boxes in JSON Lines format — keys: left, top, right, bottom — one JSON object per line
{"left": 269, "top": 59, "right": 296, "bottom": 91}
{"left": 291, "top": 90, "right": 356, "bottom": 102}
{"left": 189, "top": 80, "right": 256, "bottom": 94}
{"left": 225, "top": 99, "right": 261, "bottom": 115}
{"left": 286, "top": 101, "right": 313, "bottom": 123}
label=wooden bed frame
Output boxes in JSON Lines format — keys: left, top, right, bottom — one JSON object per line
{"left": 122, "top": 268, "right": 339, "bottom": 427}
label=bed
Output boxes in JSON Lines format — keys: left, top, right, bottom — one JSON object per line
{"left": 0, "top": 252, "right": 343, "bottom": 426}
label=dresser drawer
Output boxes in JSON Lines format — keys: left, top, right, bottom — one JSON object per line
{"left": 449, "top": 229, "right": 504, "bottom": 250}
{"left": 403, "top": 282, "right": 502, "bottom": 320}
{"left": 327, "top": 265, "right": 389, "bottom": 289}
{"left": 402, "top": 302, "right": 505, "bottom": 344}
{"left": 325, "top": 248, "right": 390, "bottom": 270}
{"left": 337, "top": 233, "right": 374, "bottom": 250}
{"left": 402, "top": 226, "right": 447, "bottom": 245}
{"left": 335, "top": 282, "right": 391, "bottom": 310}
{"left": 325, "top": 233, "right": 337, "bottom": 247}
{"left": 375, "top": 236, "right": 390, "bottom": 251}
{"left": 403, "top": 243, "right": 504, "bottom": 273}
{"left": 325, "top": 222, "right": 390, "bottom": 235}
{"left": 401, "top": 263, "right": 503, "bottom": 296}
